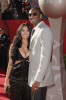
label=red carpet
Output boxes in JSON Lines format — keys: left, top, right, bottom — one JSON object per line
{"left": 0, "top": 68, "right": 10, "bottom": 100}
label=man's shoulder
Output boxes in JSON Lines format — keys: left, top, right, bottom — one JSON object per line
{"left": 38, "top": 21, "right": 50, "bottom": 29}
{"left": 39, "top": 22, "right": 52, "bottom": 36}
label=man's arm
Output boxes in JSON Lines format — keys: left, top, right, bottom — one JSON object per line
{"left": 34, "top": 28, "right": 53, "bottom": 82}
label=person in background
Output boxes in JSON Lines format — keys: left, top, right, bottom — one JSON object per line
{"left": 0, "top": 0, "right": 12, "bottom": 20}
{"left": 0, "top": 27, "right": 10, "bottom": 72}
{"left": 4, "top": 23, "right": 32, "bottom": 100}
{"left": 28, "top": 7, "right": 54, "bottom": 100}
{"left": 15, "top": 0, "right": 22, "bottom": 19}
{"left": 10, "top": 0, "right": 30, "bottom": 19}
{"left": 22, "top": 0, "right": 31, "bottom": 19}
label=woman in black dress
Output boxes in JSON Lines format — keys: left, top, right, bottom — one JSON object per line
{"left": 4, "top": 23, "right": 32, "bottom": 100}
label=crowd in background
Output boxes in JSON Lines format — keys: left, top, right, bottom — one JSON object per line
{"left": 0, "top": 0, "right": 48, "bottom": 20}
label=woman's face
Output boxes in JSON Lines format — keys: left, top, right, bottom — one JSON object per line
{"left": 21, "top": 26, "right": 30, "bottom": 39}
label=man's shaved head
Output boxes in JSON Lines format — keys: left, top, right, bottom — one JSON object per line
{"left": 28, "top": 7, "right": 42, "bottom": 27}
{"left": 30, "top": 7, "right": 42, "bottom": 14}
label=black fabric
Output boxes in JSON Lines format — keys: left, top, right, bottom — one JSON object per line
{"left": 30, "top": 29, "right": 35, "bottom": 40}
{"left": 10, "top": 78, "right": 31, "bottom": 100}
{"left": 1, "top": 34, "right": 10, "bottom": 48}
{"left": 31, "top": 29, "right": 35, "bottom": 36}
{"left": 0, "top": 34, "right": 10, "bottom": 48}
{"left": 10, "top": 49, "right": 31, "bottom": 100}
{"left": 11, "top": 48, "right": 29, "bottom": 64}
{"left": 2, "top": 11, "right": 12, "bottom": 20}
{"left": 15, "top": 0, "right": 22, "bottom": 10}
{"left": 0, "top": 33, "right": 10, "bottom": 72}
{"left": 10, "top": 59, "right": 29, "bottom": 78}
{"left": 15, "top": 0, "right": 22, "bottom": 19}
{"left": 0, "top": 47, "right": 8, "bottom": 72}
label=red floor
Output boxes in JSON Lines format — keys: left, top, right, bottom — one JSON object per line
{"left": 0, "top": 68, "right": 10, "bottom": 100}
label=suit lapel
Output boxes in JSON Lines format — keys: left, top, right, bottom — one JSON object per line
{"left": 30, "top": 27, "right": 39, "bottom": 43}
{"left": 30, "top": 21, "right": 45, "bottom": 43}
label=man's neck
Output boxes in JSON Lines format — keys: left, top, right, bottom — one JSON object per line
{"left": 33, "top": 21, "right": 41, "bottom": 27}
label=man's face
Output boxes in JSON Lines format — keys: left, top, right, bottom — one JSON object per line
{"left": 28, "top": 8, "right": 41, "bottom": 27}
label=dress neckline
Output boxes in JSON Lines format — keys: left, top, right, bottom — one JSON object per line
{"left": 18, "top": 49, "right": 29, "bottom": 59}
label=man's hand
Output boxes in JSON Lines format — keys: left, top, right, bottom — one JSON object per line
{"left": 32, "top": 81, "right": 40, "bottom": 93}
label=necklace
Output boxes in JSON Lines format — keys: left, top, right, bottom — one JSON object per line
{"left": 22, "top": 43, "right": 28, "bottom": 46}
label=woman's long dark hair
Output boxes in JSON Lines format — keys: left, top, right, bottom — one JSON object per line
{"left": 11, "top": 23, "right": 32, "bottom": 60}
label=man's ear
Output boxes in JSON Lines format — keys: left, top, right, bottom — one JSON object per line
{"left": 40, "top": 14, "right": 42, "bottom": 19}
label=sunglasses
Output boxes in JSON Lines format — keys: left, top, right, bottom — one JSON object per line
{"left": 28, "top": 12, "right": 38, "bottom": 17}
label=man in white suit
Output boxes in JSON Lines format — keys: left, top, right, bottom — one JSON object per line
{"left": 28, "top": 7, "right": 54, "bottom": 100}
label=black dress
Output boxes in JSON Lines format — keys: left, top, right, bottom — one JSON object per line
{"left": 10, "top": 48, "right": 31, "bottom": 100}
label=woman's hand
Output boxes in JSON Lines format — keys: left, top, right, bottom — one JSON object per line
{"left": 4, "top": 79, "right": 10, "bottom": 92}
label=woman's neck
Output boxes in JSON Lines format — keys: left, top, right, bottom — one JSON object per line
{"left": 22, "top": 39, "right": 28, "bottom": 47}
{"left": 22, "top": 39, "right": 28, "bottom": 44}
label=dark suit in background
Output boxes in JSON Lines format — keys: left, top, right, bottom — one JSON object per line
{"left": 15, "top": 0, "right": 22, "bottom": 19}
{"left": 0, "top": 31, "right": 10, "bottom": 72}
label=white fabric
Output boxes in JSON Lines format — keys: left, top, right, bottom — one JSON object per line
{"left": 28, "top": 21, "right": 54, "bottom": 87}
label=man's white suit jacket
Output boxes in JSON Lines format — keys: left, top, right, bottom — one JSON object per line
{"left": 28, "top": 21, "right": 54, "bottom": 87}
